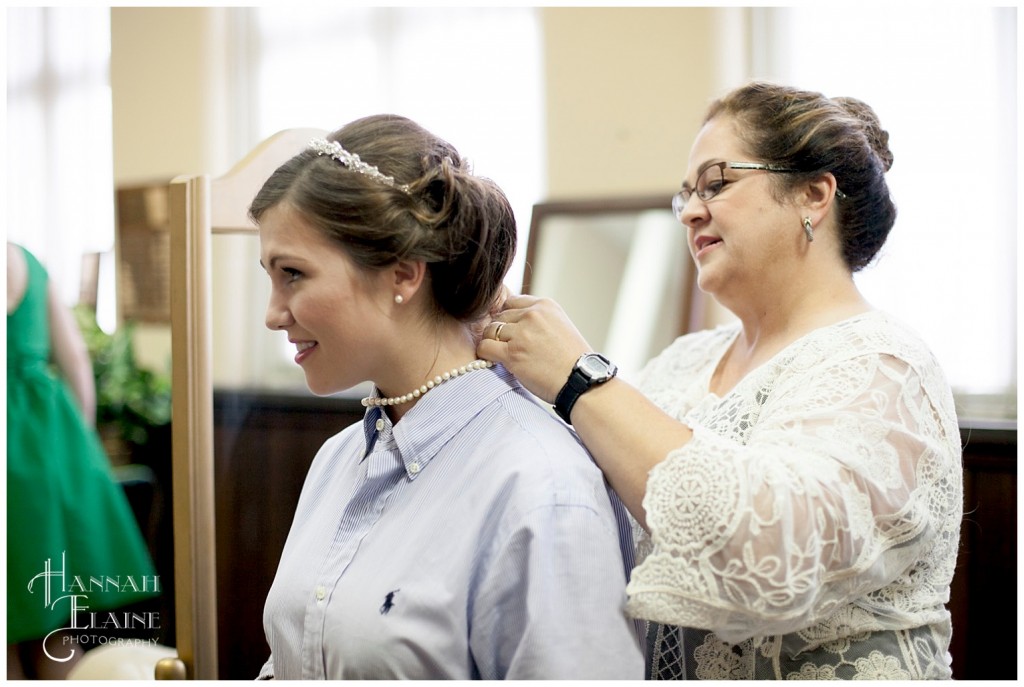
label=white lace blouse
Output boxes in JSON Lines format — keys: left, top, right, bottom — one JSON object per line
{"left": 626, "top": 310, "right": 962, "bottom": 680}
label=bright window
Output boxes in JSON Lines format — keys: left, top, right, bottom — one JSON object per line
{"left": 754, "top": 7, "right": 1016, "bottom": 415}
{"left": 6, "top": 7, "right": 116, "bottom": 326}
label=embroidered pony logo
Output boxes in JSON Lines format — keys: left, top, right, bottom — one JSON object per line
{"left": 380, "top": 589, "right": 401, "bottom": 615}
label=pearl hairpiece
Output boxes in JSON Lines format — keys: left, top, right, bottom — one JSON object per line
{"left": 309, "top": 138, "right": 411, "bottom": 194}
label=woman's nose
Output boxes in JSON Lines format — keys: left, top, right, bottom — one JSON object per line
{"left": 265, "top": 296, "right": 294, "bottom": 331}
{"left": 679, "top": 194, "right": 709, "bottom": 228}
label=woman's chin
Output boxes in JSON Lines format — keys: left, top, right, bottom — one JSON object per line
{"left": 303, "top": 377, "right": 343, "bottom": 397}
{"left": 303, "top": 373, "right": 366, "bottom": 398}
{"left": 695, "top": 270, "right": 721, "bottom": 297}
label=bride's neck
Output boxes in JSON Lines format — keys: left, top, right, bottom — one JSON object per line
{"left": 376, "top": 320, "right": 482, "bottom": 422}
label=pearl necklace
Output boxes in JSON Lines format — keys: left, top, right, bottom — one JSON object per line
{"left": 361, "top": 360, "right": 494, "bottom": 408}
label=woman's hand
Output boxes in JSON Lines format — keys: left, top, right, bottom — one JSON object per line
{"left": 477, "top": 294, "right": 591, "bottom": 404}
{"left": 480, "top": 292, "right": 692, "bottom": 528}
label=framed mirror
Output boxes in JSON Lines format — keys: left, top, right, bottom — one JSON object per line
{"left": 522, "top": 195, "right": 705, "bottom": 378}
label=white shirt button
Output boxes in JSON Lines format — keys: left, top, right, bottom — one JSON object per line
{"left": 315, "top": 586, "right": 326, "bottom": 601}
{"left": 375, "top": 419, "right": 385, "bottom": 431}
{"left": 409, "top": 462, "right": 421, "bottom": 474}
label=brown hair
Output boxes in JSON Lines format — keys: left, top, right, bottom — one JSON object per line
{"left": 705, "top": 81, "right": 896, "bottom": 271}
{"left": 249, "top": 114, "right": 516, "bottom": 321}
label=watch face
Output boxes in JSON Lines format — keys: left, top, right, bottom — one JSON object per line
{"left": 579, "top": 353, "right": 615, "bottom": 380}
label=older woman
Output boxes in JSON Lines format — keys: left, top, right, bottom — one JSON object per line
{"left": 479, "top": 82, "right": 961, "bottom": 680}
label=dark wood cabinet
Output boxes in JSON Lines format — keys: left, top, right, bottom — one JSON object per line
{"left": 212, "top": 390, "right": 364, "bottom": 679}
{"left": 948, "top": 422, "right": 1016, "bottom": 680}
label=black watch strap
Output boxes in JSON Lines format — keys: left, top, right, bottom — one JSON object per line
{"left": 554, "top": 353, "right": 617, "bottom": 425}
{"left": 554, "top": 368, "right": 590, "bottom": 424}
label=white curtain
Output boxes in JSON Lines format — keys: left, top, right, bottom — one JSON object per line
{"left": 6, "top": 7, "right": 115, "bottom": 323}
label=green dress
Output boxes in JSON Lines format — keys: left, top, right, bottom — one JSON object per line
{"left": 7, "top": 246, "right": 158, "bottom": 643}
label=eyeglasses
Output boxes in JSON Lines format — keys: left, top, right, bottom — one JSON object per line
{"left": 672, "top": 161, "right": 798, "bottom": 221}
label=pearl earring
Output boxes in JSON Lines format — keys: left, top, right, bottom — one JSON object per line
{"left": 802, "top": 217, "right": 814, "bottom": 242}
{"left": 394, "top": 294, "right": 404, "bottom": 304}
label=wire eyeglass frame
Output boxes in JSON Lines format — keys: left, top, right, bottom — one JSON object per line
{"left": 672, "top": 161, "right": 845, "bottom": 221}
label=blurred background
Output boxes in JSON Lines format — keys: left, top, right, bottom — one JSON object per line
{"left": 4, "top": 6, "right": 1017, "bottom": 680}
{"left": 5, "top": 6, "right": 1017, "bottom": 410}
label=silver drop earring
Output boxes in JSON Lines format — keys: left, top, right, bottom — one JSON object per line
{"left": 802, "top": 217, "right": 814, "bottom": 242}
{"left": 394, "top": 294, "right": 404, "bottom": 304}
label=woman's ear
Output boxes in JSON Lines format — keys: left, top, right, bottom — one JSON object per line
{"left": 390, "top": 259, "right": 427, "bottom": 304}
{"left": 800, "top": 172, "right": 841, "bottom": 224}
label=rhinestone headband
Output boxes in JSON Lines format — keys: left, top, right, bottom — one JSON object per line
{"left": 308, "top": 138, "right": 411, "bottom": 193}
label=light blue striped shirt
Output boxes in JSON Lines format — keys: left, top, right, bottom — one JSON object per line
{"left": 258, "top": 364, "right": 643, "bottom": 680}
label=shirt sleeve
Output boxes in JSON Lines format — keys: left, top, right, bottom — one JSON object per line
{"left": 469, "top": 502, "right": 645, "bottom": 679}
{"left": 627, "top": 350, "right": 962, "bottom": 644}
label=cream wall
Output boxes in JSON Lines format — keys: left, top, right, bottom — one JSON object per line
{"left": 541, "top": 7, "right": 746, "bottom": 197}
{"left": 111, "top": 7, "right": 233, "bottom": 185}
{"left": 111, "top": 8, "right": 237, "bottom": 371}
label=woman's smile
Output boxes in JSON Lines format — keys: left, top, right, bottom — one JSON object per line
{"left": 260, "top": 202, "right": 392, "bottom": 396}
{"left": 291, "top": 339, "right": 318, "bottom": 364}
{"left": 693, "top": 233, "right": 723, "bottom": 260}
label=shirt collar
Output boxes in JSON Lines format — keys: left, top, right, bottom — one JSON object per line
{"left": 360, "top": 364, "right": 521, "bottom": 479}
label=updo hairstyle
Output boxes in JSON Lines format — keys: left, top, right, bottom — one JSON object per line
{"left": 705, "top": 81, "right": 897, "bottom": 271}
{"left": 249, "top": 114, "right": 516, "bottom": 322}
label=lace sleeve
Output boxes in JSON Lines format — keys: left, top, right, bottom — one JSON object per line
{"left": 625, "top": 348, "right": 962, "bottom": 644}
{"left": 257, "top": 655, "right": 274, "bottom": 680}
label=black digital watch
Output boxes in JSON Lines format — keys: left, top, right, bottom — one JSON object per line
{"left": 553, "top": 353, "right": 618, "bottom": 424}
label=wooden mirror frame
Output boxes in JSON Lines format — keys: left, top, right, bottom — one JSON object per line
{"left": 166, "top": 128, "right": 325, "bottom": 679}
{"left": 521, "top": 195, "right": 706, "bottom": 365}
